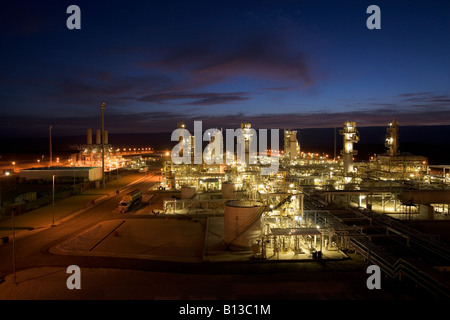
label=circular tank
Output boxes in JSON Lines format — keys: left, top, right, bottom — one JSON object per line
{"left": 181, "top": 186, "right": 196, "bottom": 199}
{"left": 224, "top": 200, "right": 264, "bottom": 248}
{"left": 222, "top": 182, "right": 235, "bottom": 199}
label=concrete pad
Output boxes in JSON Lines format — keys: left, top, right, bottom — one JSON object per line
{"left": 52, "top": 218, "right": 206, "bottom": 262}
{"left": 54, "top": 219, "right": 125, "bottom": 253}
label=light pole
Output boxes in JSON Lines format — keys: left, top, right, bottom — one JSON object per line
{"left": 0, "top": 176, "right": 2, "bottom": 221}
{"left": 11, "top": 206, "right": 16, "bottom": 284}
{"left": 49, "top": 126, "right": 53, "bottom": 167}
{"left": 52, "top": 175, "right": 55, "bottom": 227}
{"left": 101, "top": 102, "right": 106, "bottom": 189}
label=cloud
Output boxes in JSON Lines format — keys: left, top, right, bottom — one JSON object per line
{"left": 54, "top": 67, "right": 252, "bottom": 107}
{"left": 184, "top": 95, "right": 250, "bottom": 106}
{"left": 394, "top": 92, "right": 450, "bottom": 105}
{"left": 152, "top": 35, "right": 314, "bottom": 88}
{"left": 341, "top": 92, "right": 450, "bottom": 117}
{"left": 53, "top": 71, "right": 176, "bottom": 109}
{"left": 3, "top": 99, "right": 450, "bottom": 139}
{"left": 40, "top": 26, "right": 316, "bottom": 114}
{"left": 137, "top": 91, "right": 250, "bottom": 105}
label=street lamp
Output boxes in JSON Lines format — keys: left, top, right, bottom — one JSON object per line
{"left": 12, "top": 162, "right": 15, "bottom": 173}
{"left": 101, "top": 102, "right": 106, "bottom": 189}
{"left": 52, "top": 175, "right": 55, "bottom": 227}
{"left": 11, "top": 206, "right": 16, "bottom": 284}
{"left": 0, "top": 176, "right": 2, "bottom": 221}
{"left": 49, "top": 126, "right": 53, "bottom": 167}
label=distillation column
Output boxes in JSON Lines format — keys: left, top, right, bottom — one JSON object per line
{"left": 340, "top": 121, "right": 359, "bottom": 175}
{"left": 240, "top": 123, "right": 255, "bottom": 165}
{"left": 385, "top": 118, "right": 400, "bottom": 156}
{"left": 177, "top": 120, "right": 186, "bottom": 158}
{"left": 284, "top": 129, "right": 300, "bottom": 160}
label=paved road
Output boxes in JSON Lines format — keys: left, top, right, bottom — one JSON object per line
{"left": 0, "top": 174, "right": 162, "bottom": 277}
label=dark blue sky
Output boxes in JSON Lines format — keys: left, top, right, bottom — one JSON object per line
{"left": 1, "top": 0, "right": 449, "bottom": 137}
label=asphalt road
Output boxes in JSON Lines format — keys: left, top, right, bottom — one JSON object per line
{"left": 0, "top": 174, "right": 162, "bottom": 276}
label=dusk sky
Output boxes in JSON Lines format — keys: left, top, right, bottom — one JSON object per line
{"left": 1, "top": 0, "right": 449, "bottom": 138}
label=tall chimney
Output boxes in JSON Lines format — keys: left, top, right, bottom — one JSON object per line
{"left": 87, "top": 128, "right": 92, "bottom": 145}
{"left": 96, "top": 129, "right": 101, "bottom": 145}
{"left": 104, "top": 130, "right": 108, "bottom": 145}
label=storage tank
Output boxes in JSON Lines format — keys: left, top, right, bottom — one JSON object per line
{"left": 181, "top": 186, "right": 196, "bottom": 199}
{"left": 104, "top": 130, "right": 109, "bottom": 144}
{"left": 222, "top": 182, "right": 235, "bottom": 199}
{"left": 224, "top": 200, "right": 264, "bottom": 249}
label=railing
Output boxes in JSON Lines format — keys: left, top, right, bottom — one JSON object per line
{"left": 349, "top": 236, "right": 450, "bottom": 299}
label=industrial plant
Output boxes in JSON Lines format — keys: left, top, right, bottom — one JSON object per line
{"left": 159, "top": 118, "right": 450, "bottom": 298}
{"left": 1, "top": 118, "right": 449, "bottom": 300}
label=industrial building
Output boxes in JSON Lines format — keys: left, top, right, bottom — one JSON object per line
{"left": 157, "top": 119, "right": 450, "bottom": 298}
{"left": 162, "top": 119, "right": 449, "bottom": 247}
{"left": 76, "top": 128, "right": 122, "bottom": 170}
{"left": 19, "top": 166, "right": 102, "bottom": 182}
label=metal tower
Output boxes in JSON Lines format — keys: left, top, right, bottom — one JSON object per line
{"left": 385, "top": 118, "right": 400, "bottom": 156}
{"left": 340, "top": 121, "right": 359, "bottom": 175}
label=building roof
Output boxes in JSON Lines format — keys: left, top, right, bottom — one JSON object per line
{"left": 20, "top": 166, "right": 98, "bottom": 171}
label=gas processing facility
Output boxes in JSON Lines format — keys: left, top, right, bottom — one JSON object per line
{"left": 161, "top": 119, "right": 450, "bottom": 298}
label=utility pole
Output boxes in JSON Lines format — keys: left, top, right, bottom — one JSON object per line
{"left": 0, "top": 178, "right": 2, "bottom": 221}
{"left": 52, "top": 175, "right": 55, "bottom": 227}
{"left": 101, "top": 102, "right": 106, "bottom": 188}
{"left": 334, "top": 127, "right": 337, "bottom": 161}
{"left": 49, "top": 125, "right": 53, "bottom": 167}
{"left": 12, "top": 207, "right": 16, "bottom": 284}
